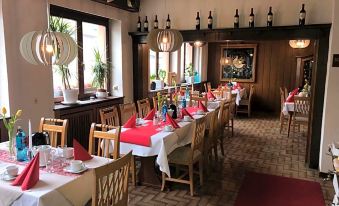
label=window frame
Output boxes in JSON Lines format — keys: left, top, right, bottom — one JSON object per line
{"left": 50, "top": 5, "right": 110, "bottom": 101}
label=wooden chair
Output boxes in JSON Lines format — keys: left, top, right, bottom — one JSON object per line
{"left": 225, "top": 94, "right": 236, "bottom": 137}
{"left": 119, "top": 103, "right": 137, "bottom": 125}
{"left": 152, "top": 94, "right": 169, "bottom": 111}
{"left": 205, "top": 106, "right": 221, "bottom": 167}
{"left": 91, "top": 151, "right": 132, "bottom": 206}
{"left": 279, "top": 87, "right": 289, "bottom": 133}
{"left": 88, "top": 123, "right": 137, "bottom": 186}
{"left": 88, "top": 123, "right": 121, "bottom": 159}
{"left": 237, "top": 85, "right": 255, "bottom": 117}
{"left": 99, "top": 106, "right": 120, "bottom": 126}
{"left": 38, "top": 118, "right": 68, "bottom": 147}
{"left": 212, "top": 90, "right": 223, "bottom": 99}
{"left": 219, "top": 101, "right": 230, "bottom": 156}
{"left": 137, "top": 98, "right": 151, "bottom": 118}
{"left": 284, "top": 87, "right": 289, "bottom": 100}
{"left": 204, "top": 82, "right": 212, "bottom": 92}
{"left": 189, "top": 92, "right": 207, "bottom": 107}
{"left": 292, "top": 96, "right": 310, "bottom": 135}
{"left": 161, "top": 116, "right": 206, "bottom": 196}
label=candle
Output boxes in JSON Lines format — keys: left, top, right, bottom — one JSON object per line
{"left": 28, "top": 119, "right": 32, "bottom": 149}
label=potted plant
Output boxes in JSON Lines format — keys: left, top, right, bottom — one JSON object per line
{"left": 92, "top": 49, "right": 109, "bottom": 99}
{"left": 185, "top": 63, "right": 196, "bottom": 84}
{"left": 50, "top": 16, "right": 78, "bottom": 103}
{"left": 154, "top": 69, "right": 166, "bottom": 89}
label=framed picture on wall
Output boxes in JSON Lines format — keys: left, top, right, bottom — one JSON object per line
{"left": 220, "top": 44, "right": 257, "bottom": 83}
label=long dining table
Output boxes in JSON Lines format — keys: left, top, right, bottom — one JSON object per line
{"left": 0, "top": 142, "right": 111, "bottom": 206}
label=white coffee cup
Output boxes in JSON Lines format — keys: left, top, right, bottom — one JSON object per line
{"left": 136, "top": 118, "right": 143, "bottom": 125}
{"left": 63, "top": 147, "right": 74, "bottom": 159}
{"left": 183, "top": 116, "right": 191, "bottom": 121}
{"left": 70, "top": 160, "right": 83, "bottom": 172}
{"left": 197, "top": 110, "right": 204, "bottom": 115}
{"left": 164, "top": 125, "right": 173, "bottom": 132}
{"left": 5, "top": 165, "right": 18, "bottom": 177}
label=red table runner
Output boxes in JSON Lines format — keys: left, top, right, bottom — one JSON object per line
{"left": 120, "top": 121, "right": 160, "bottom": 147}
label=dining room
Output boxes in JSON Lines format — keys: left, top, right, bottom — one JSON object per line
{"left": 0, "top": 0, "right": 339, "bottom": 205}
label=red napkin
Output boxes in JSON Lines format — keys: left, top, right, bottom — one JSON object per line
{"left": 123, "top": 113, "right": 136, "bottom": 128}
{"left": 144, "top": 108, "right": 155, "bottom": 120}
{"left": 73, "top": 139, "right": 93, "bottom": 161}
{"left": 181, "top": 108, "right": 194, "bottom": 119}
{"left": 166, "top": 113, "right": 180, "bottom": 129}
{"left": 12, "top": 153, "right": 40, "bottom": 190}
{"left": 207, "top": 91, "right": 216, "bottom": 99}
{"left": 198, "top": 101, "right": 208, "bottom": 112}
{"left": 286, "top": 88, "right": 299, "bottom": 102}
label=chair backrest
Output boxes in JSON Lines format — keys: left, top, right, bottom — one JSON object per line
{"left": 88, "top": 123, "right": 121, "bottom": 159}
{"left": 191, "top": 116, "right": 206, "bottom": 156}
{"left": 219, "top": 101, "right": 230, "bottom": 128}
{"left": 92, "top": 151, "right": 132, "bottom": 206}
{"left": 119, "top": 103, "right": 137, "bottom": 125}
{"left": 100, "top": 106, "right": 120, "bottom": 126}
{"left": 280, "top": 87, "right": 285, "bottom": 108}
{"left": 137, "top": 98, "right": 151, "bottom": 118}
{"left": 39, "top": 118, "right": 68, "bottom": 147}
{"left": 294, "top": 96, "right": 310, "bottom": 119}
{"left": 212, "top": 90, "right": 223, "bottom": 99}
{"left": 229, "top": 93, "right": 237, "bottom": 117}
{"left": 204, "top": 82, "right": 212, "bottom": 92}
{"left": 209, "top": 107, "right": 220, "bottom": 143}
{"left": 152, "top": 94, "right": 169, "bottom": 111}
{"left": 284, "top": 87, "right": 289, "bottom": 100}
{"left": 189, "top": 92, "right": 207, "bottom": 107}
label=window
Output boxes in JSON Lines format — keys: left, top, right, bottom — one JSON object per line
{"left": 50, "top": 5, "right": 109, "bottom": 100}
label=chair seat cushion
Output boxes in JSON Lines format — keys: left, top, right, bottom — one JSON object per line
{"left": 168, "top": 147, "right": 201, "bottom": 165}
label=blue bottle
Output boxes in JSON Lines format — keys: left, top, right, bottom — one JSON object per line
{"left": 162, "top": 100, "right": 168, "bottom": 122}
{"left": 182, "top": 96, "right": 187, "bottom": 108}
{"left": 16, "top": 126, "right": 27, "bottom": 162}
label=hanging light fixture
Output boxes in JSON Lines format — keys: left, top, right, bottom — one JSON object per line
{"left": 220, "top": 40, "right": 233, "bottom": 66}
{"left": 19, "top": 1, "right": 77, "bottom": 66}
{"left": 146, "top": 0, "right": 183, "bottom": 52}
{"left": 289, "top": 39, "right": 310, "bottom": 49}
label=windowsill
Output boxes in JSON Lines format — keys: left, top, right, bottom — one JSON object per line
{"left": 149, "top": 82, "right": 203, "bottom": 93}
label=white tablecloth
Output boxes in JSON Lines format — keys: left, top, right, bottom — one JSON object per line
{"left": 0, "top": 142, "right": 111, "bottom": 206}
{"left": 282, "top": 102, "right": 294, "bottom": 115}
{"left": 117, "top": 110, "right": 214, "bottom": 177}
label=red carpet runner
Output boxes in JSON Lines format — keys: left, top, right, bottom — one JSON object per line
{"left": 235, "top": 172, "right": 325, "bottom": 206}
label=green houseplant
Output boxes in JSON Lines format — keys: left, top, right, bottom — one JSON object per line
{"left": 92, "top": 49, "right": 109, "bottom": 98}
{"left": 50, "top": 16, "right": 78, "bottom": 103}
{"left": 185, "top": 63, "right": 196, "bottom": 84}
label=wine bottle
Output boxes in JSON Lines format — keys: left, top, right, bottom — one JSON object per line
{"left": 299, "top": 4, "right": 306, "bottom": 26}
{"left": 234, "top": 9, "right": 239, "bottom": 28}
{"left": 249, "top": 8, "right": 254, "bottom": 28}
{"left": 267, "top": 6, "right": 273, "bottom": 27}
{"left": 196, "top": 12, "right": 200, "bottom": 30}
{"left": 154, "top": 15, "right": 158, "bottom": 29}
{"left": 166, "top": 14, "right": 171, "bottom": 29}
{"left": 208, "top": 11, "right": 213, "bottom": 29}
{"left": 137, "top": 16, "right": 141, "bottom": 32}
{"left": 144, "top": 16, "right": 149, "bottom": 32}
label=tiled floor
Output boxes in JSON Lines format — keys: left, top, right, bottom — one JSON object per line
{"left": 128, "top": 113, "right": 334, "bottom": 205}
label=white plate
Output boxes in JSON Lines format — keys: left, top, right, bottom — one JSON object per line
{"left": 1, "top": 173, "right": 17, "bottom": 181}
{"left": 163, "top": 128, "right": 174, "bottom": 132}
{"left": 63, "top": 165, "right": 88, "bottom": 174}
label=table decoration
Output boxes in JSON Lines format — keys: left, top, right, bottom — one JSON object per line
{"left": 12, "top": 153, "right": 40, "bottom": 190}
{"left": 144, "top": 108, "right": 156, "bottom": 120}
{"left": 73, "top": 139, "right": 93, "bottom": 161}
{"left": 166, "top": 113, "right": 180, "bottom": 128}
{"left": 123, "top": 113, "right": 137, "bottom": 128}
{"left": 198, "top": 101, "right": 208, "bottom": 112}
{"left": 0, "top": 107, "right": 22, "bottom": 159}
{"left": 181, "top": 108, "right": 194, "bottom": 119}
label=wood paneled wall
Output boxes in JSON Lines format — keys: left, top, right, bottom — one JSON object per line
{"left": 207, "top": 40, "right": 315, "bottom": 113}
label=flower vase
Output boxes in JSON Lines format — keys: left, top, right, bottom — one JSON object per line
{"left": 8, "top": 130, "right": 16, "bottom": 160}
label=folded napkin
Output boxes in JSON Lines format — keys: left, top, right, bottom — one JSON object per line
{"left": 181, "top": 108, "right": 194, "bottom": 119}
{"left": 123, "top": 113, "right": 137, "bottom": 128}
{"left": 207, "top": 91, "right": 216, "bottom": 100}
{"left": 12, "top": 153, "right": 40, "bottom": 190}
{"left": 286, "top": 88, "right": 299, "bottom": 102}
{"left": 166, "top": 113, "right": 180, "bottom": 129}
{"left": 144, "top": 108, "right": 155, "bottom": 120}
{"left": 198, "top": 101, "right": 208, "bottom": 112}
{"left": 73, "top": 139, "right": 93, "bottom": 161}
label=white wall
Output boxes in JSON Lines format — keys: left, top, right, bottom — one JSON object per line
{"left": 140, "top": 0, "right": 332, "bottom": 30}
{"left": 1, "top": 0, "right": 136, "bottom": 131}
{"left": 319, "top": 0, "right": 339, "bottom": 173}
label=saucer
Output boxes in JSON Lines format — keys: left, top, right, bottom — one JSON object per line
{"left": 163, "top": 128, "right": 174, "bottom": 132}
{"left": 182, "top": 118, "right": 192, "bottom": 122}
{"left": 63, "top": 165, "right": 88, "bottom": 174}
{"left": 1, "top": 173, "right": 17, "bottom": 181}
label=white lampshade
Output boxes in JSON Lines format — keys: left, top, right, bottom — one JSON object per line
{"left": 147, "top": 29, "right": 183, "bottom": 52}
{"left": 289, "top": 40, "right": 310, "bottom": 49}
{"left": 20, "top": 30, "right": 77, "bottom": 66}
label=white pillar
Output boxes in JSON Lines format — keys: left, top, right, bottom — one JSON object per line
{"left": 319, "top": 0, "right": 339, "bottom": 172}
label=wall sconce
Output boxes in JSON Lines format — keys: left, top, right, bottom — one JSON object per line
{"left": 289, "top": 40, "right": 311, "bottom": 49}
{"left": 189, "top": 40, "right": 206, "bottom": 47}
